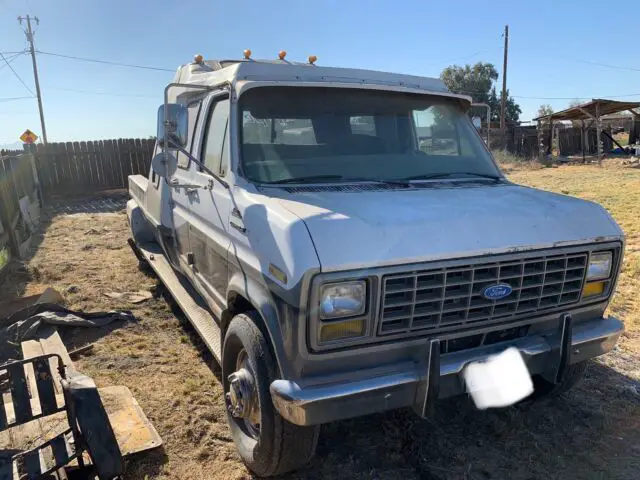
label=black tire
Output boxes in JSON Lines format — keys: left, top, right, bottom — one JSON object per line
{"left": 222, "top": 312, "right": 320, "bottom": 477}
{"left": 527, "top": 361, "right": 589, "bottom": 402}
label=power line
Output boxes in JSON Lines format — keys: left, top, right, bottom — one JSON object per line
{"left": 0, "top": 52, "right": 25, "bottom": 72}
{"left": 555, "top": 55, "right": 640, "bottom": 73}
{"left": 45, "top": 86, "right": 157, "bottom": 98}
{"left": 449, "top": 47, "right": 502, "bottom": 63}
{"left": 0, "top": 51, "right": 35, "bottom": 96}
{"left": 36, "top": 50, "right": 175, "bottom": 72}
{"left": 451, "top": 86, "right": 640, "bottom": 101}
{"left": 0, "top": 96, "right": 34, "bottom": 102}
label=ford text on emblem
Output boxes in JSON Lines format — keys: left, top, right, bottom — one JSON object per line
{"left": 483, "top": 283, "right": 513, "bottom": 300}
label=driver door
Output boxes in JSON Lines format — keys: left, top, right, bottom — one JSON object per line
{"left": 184, "top": 93, "right": 233, "bottom": 312}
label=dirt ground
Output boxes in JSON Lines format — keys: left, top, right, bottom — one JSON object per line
{"left": 1, "top": 163, "right": 639, "bottom": 479}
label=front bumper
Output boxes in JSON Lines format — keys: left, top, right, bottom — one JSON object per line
{"left": 270, "top": 315, "right": 623, "bottom": 426}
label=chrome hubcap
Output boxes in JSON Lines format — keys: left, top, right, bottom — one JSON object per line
{"left": 226, "top": 350, "right": 260, "bottom": 437}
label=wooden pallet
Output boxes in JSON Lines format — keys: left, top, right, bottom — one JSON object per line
{"left": 0, "top": 324, "right": 162, "bottom": 479}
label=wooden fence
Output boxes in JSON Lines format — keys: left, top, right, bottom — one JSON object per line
{"left": 7, "top": 139, "right": 156, "bottom": 197}
{"left": 558, "top": 127, "right": 613, "bottom": 156}
{"left": 0, "top": 154, "right": 41, "bottom": 276}
{"left": 482, "top": 125, "right": 539, "bottom": 158}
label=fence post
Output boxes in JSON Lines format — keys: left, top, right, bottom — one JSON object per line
{"left": 0, "top": 158, "right": 21, "bottom": 258}
{"left": 27, "top": 153, "right": 44, "bottom": 206}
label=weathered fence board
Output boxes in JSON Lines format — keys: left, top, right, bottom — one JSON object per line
{"left": 558, "top": 127, "right": 613, "bottom": 156}
{"left": 0, "top": 154, "right": 41, "bottom": 265}
{"left": 28, "top": 138, "right": 154, "bottom": 197}
{"left": 483, "top": 126, "right": 539, "bottom": 158}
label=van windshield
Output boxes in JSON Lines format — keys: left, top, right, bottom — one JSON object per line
{"left": 239, "top": 87, "right": 500, "bottom": 184}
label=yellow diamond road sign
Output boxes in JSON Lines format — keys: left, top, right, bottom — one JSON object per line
{"left": 19, "top": 129, "right": 38, "bottom": 144}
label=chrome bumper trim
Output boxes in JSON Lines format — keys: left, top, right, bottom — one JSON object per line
{"left": 271, "top": 316, "right": 623, "bottom": 426}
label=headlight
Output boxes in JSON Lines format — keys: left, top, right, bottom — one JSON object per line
{"left": 587, "top": 252, "right": 612, "bottom": 281}
{"left": 319, "top": 281, "right": 366, "bottom": 319}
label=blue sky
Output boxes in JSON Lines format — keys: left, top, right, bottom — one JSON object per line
{"left": 1, "top": 0, "right": 638, "bottom": 147}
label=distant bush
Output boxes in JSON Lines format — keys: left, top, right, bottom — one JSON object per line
{"left": 491, "top": 149, "right": 524, "bottom": 164}
{"left": 492, "top": 150, "right": 544, "bottom": 171}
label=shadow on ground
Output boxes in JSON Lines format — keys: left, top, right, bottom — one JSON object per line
{"left": 164, "top": 290, "right": 640, "bottom": 480}
{"left": 44, "top": 189, "right": 129, "bottom": 215}
{"left": 278, "top": 361, "right": 639, "bottom": 480}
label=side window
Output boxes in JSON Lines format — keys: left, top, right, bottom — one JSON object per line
{"left": 151, "top": 142, "right": 160, "bottom": 188}
{"left": 177, "top": 101, "right": 202, "bottom": 169}
{"left": 350, "top": 116, "right": 376, "bottom": 136}
{"left": 242, "top": 113, "right": 318, "bottom": 146}
{"left": 202, "top": 98, "right": 230, "bottom": 174}
{"left": 413, "top": 106, "right": 461, "bottom": 156}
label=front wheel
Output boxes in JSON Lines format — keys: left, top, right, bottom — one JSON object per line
{"left": 222, "top": 312, "right": 320, "bottom": 477}
{"left": 525, "top": 361, "right": 589, "bottom": 403}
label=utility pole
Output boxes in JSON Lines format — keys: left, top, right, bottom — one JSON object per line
{"left": 500, "top": 24, "right": 509, "bottom": 131}
{"left": 18, "top": 15, "right": 48, "bottom": 144}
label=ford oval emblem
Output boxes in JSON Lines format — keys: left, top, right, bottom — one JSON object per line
{"left": 483, "top": 283, "right": 513, "bottom": 300}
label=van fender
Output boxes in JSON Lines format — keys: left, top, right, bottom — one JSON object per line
{"left": 226, "top": 269, "right": 294, "bottom": 378}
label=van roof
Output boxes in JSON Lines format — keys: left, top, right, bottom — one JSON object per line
{"left": 169, "top": 58, "right": 470, "bottom": 105}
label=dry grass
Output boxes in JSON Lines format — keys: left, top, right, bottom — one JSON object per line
{"left": 1, "top": 164, "right": 639, "bottom": 479}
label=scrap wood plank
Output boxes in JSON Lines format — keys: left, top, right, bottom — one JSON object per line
{"left": 1, "top": 386, "right": 161, "bottom": 465}
{"left": 60, "top": 385, "right": 163, "bottom": 468}
{"left": 21, "top": 325, "right": 74, "bottom": 398}
{"left": 98, "top": 386, "right": 162, "bottom": 455}
{"left": 1, "top": 386, "right": 161, "bottom": 475}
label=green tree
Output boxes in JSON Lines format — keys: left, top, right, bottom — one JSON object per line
{"left": 567, "top": 99, "right": 584, "bottom": 126}
{"left": 440, "top": 62, "right": 521, "bottom": 123}
{"left": 537, "top": 104, "right": 554, "bottom": 118}
{"left": 440, "top": 62, "right": 498, "bottom": 104}
{"left": 485, "top": 87, "right": 521, "bottom": 123}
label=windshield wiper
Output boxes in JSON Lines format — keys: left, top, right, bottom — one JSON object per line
{"left": 400, "top": 172, "right": 502, "bottom": 182}
{"left": 268, "top": 175, "right": 410, "bottom": 186}
{"left": 268, "top": 175, "right": 346, "bottom": 184}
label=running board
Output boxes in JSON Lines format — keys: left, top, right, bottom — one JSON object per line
{"left": 136, "top": 241, "right": 222, "bottom": 364}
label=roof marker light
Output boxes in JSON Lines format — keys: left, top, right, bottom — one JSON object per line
{"left": 193, "top": 54, "right": 203, "bottom": 64}
{"left": 308, "top": 55, "right": 318, "bottom": 65}
{"left": 278, "top": 50, "right": 287, "bottom": 60}
{"left": 243, "top": 49, "right": 252, "bottom": 59}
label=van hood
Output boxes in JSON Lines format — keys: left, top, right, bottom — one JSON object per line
{"left": 268, "top": 182, "right": 623, "bottom": 272}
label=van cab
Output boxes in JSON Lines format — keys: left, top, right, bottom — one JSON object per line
{"left": 127, "top": 53, "right": 624, "bottom": 476}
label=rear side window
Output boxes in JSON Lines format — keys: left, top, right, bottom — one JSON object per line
{"left": 350, "top": 116, "right": 376, "bottom": 136}
{"left": 243, "top": 114, "right": 318, "bottom": 146}
{"left": 177, "top": 101, "right": 202, "bottom": 169}
{"left": 202, "top": 98, "right": 230, "bottom": 174}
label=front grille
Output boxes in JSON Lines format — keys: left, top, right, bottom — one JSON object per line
{"left": 379, "top": 252, "right": 588, "bottom": 336}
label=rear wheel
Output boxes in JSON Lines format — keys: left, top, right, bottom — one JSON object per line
{"left": 222, "top": 312, "right": 320, "bottom": 477}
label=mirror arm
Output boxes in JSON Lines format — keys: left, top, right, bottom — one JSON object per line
{"left": 166, "top": 140, "right": 229, "bottom": 189}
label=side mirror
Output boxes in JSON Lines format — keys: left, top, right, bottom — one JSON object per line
{"left": 151, "top": 151, "right": 178, "bottom": 180}
{"left": 157, "top": 104, "right": 188, "bottom": 150}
